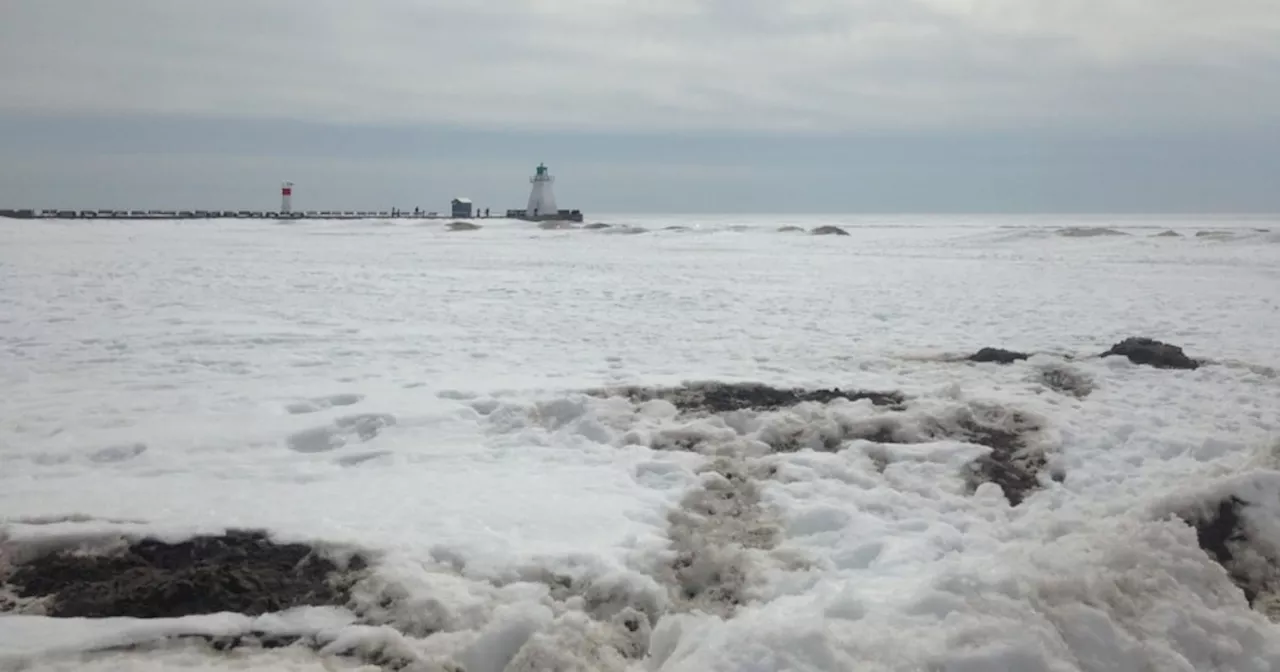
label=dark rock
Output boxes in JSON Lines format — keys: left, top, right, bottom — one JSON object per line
{"left": 967, "top": 347, "right": 1030, "bottom": 364}
{"left": 5, "top": 529, "right": 363, "bottom": 619}
{"left": 1101, "top": 337, "right": 1200, "bottom": 370}
{"left": 777, "top": 226, "right": 805, "bottom": 233}
{"left": 1192, "top": 498, "right": 1246, "bottom": 573}
{"left": 811, "top": 225, "right": 849, "bottom": 236}
{"left": 1179, "top": 496, "right": 1279, "bottom": 616}
{"left": 606, "top": 382, "right": 904, "bottom": 415}
{"left": 1154, "top": 230, "right": 1182, "bottom": 237}
{"left": 447, "top": 221, "right": 481, "bottom": 231}
{"left": 584, "top": 222, "right": 611, "bottom": 229}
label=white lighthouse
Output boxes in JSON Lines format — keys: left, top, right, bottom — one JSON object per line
{"left": 281, "top": 181, "right": 294, "bottom": 214}
{"left": 525, "top": 163, "right": 558, "bottom": 218}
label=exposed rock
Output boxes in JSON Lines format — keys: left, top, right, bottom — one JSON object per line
{"left": 584, "top": 222, "right": 612, "bottom": 229}
{"left": 1180, "top": 497, "right": 1280, "bottom": 621}
{"left": 1154, "top": 230, "right": 1182, "bottom": 237}
{"left": 967, "top": 347, "right": 1030, "bottom": 364}
{"left": 3, "top": 529, "right": 365, "bottom": 619}
{"left": 1195, "top": 230, "right": 1232, "bottom": 238}
{"left": 1101, "top": 337, "right": 1200, "bottom": 370}
{"left": 811, "top": 225, "right": 849, "bottom": 236}
{"left": 1192, "top": 498, "right": 1247, "bottom": 588}
{"left": 777, "top": 226, "right": 805, "bottom": 233}
{"left": 603, "top": 382, "right": 904, "bottom": 415}
{"left": 447, "top": 221, "right": 481, "bottom": 231}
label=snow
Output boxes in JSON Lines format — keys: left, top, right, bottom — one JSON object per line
{"left": 2, "top": 213, "right": 1280, "bottom": 670}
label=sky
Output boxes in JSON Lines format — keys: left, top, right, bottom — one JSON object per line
{"left": 2, "top": 0, "right": 1279, "bottom": 214}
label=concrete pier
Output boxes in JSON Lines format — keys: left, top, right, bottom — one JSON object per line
{"left": 2, "top": 163, "right": 585, "bottom": 223}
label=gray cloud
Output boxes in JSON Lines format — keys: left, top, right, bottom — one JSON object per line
{"left": 3, "top": 1, "right": 1279, "bottom": 213}
{"left": 3, "top": 114, "right": 1277, "bottom": 213}
{"left": 3, "top": 0, "right": 1279, "bottom": 132}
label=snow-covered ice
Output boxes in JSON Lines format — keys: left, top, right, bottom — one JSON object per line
{"left": 2, "top": 213, "right": 1280, "bottom": 670}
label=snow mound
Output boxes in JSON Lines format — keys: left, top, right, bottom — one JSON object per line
{"left": 648, "top": 516, "right": 1280, "bottom": 671}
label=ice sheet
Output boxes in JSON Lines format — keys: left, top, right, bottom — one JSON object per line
{"left": 3, "top": 214, "right": 1279, "bottom": 670}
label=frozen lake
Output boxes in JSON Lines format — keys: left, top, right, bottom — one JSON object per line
{"left": 2, "top": 214, "right": 1280, "bottom": 670}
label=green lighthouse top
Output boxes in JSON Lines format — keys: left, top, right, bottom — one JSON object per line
{"left": 535, "top": 163, "right": 548, "bottom": 176}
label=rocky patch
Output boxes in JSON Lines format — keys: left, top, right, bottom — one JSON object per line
{"left": 777, "top": 226, "right": 805, "bottom": 233}
{"left": 584, "top": 222, "right": 612, "bottom": 229}
{"left": 446, "top": 221, "right": 481, "bottom": 231}
{"left": 602, "top": 382, "right": 905, "bottom": 415}
{"left": 1101, "top": 337, "right": 1200, "bottom": 370}
{"left": 1, "top": 529, "right": 366, "bottom": 619}
{"left": 811, "top": 225, "right": 849, "bottom": 236}
{"left": 1154, "top": 229, "right": 1182, "bottom": 237}
{"left": 967, "top": 347, "right": 1030, "bottom": 364}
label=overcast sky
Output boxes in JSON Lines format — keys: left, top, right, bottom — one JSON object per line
{"left": 2, "top": 0, "right": 1279, "bottom": 213}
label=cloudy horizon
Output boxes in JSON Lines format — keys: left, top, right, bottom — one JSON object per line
{"left": 3, "top": 0, "right": 1279, "bottom": 213}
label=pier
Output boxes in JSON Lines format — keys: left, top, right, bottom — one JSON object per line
{"left": 0, "top": 208, "right": 584, "bottom": 222}
{"left": 1, "top": 162, "right": 585, "bottom": 223}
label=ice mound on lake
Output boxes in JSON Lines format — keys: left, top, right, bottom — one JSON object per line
{"left": 1056, "top": 226, "right": 1129, "bottom": 237}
